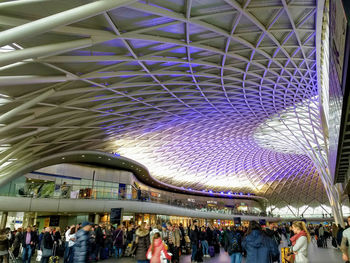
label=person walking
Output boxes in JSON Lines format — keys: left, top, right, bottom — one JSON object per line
{"left": 135, "top": 222, "right": 150, "bottom": 263}
{"left": 41, "top": 227, "right": 54, "bottom": 263}
{"left": 21, "top": 226, "right": 37, "bottom": 263}
{"left": 242, "top": 221, "right": 279, "bottom": 263}
{"left": 12, "top": 228, "right": 22, "bottom": 259}
{"left": 74, "top": 222, "right": 93, "bottom": 263}
{"left": 290, "top": 221, "right": 310, "bottom": 263}
{"left": 0, "top": 229, "right": 9, "bottom": 263}
{"left": 146, "top": 232, "right": 171, "bottom": 263}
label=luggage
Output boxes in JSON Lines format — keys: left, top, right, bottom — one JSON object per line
{"left": 195, "top": 245, "right": 203, "bottom": 262}
{"left": 281, "top": 247, "right": 291, "bottom": 263}
{"left": 49, "top": 243, "right": 59, "bottom": 263}
{"left": 182, "top": 242, "right": 191, "bottom": 255}
{"left": 214, "top": 243, "right": 220, "bottom": 253}
{"left": 100, "top": 247, "right": 109, "bottom": 260}
{"left": 9, "top": 249, "right": 19, "bottom": 263}
{"left": 317, "top": 237, "right": 323, "bottom": 247}
{"left": 124, "top": 243, "right": 133, "bottom": 257}
{"left": 332, "top": 237, "right": 337, "bottom": 248}
{"left": 208, "top": 246, "right": 215, "bottom": 257}
{"left": 48, "top": 256, "right": 59, "bottom": 263}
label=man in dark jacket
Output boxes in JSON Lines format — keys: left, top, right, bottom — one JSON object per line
{"left": 95, "top": 224, "right": 104, "bottom": 260}
{"left": 264, "top": 224, "right": 281, "bottom": 262}
{"left": 190, "top": 220, "right": 199, "bottom": 263}
{"left": 21, "top": 226, "right": 37, "bottom": 263}
{"left": 74, "top": 222, "right": 93, "bottom": 263}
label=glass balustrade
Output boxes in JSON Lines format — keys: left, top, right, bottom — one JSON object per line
{"left": 0, "top": 180, "right": 275, "bottom": 217}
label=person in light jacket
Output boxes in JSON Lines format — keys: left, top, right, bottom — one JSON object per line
{"left": 146, "top": 233, "right": 171, "bottom": 263}
{"left": 290, "top": 221, "right": 310, "bottom": 263}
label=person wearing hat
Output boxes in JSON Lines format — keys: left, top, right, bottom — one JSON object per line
{"left": 74, "top": 222, "right": 93, "bottom": 263}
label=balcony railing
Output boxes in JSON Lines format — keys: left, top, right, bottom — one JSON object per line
{"left": 0, "top": 181, "right": 276, "bottom": 218}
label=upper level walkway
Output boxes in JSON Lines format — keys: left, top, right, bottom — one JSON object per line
{"left": 0, "top": 196, "right": 280, "bottom": 222}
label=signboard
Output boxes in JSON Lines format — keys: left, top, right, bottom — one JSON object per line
{"left": 44, "top": 218, "right": 50, "bottom": 227}
{"left": 233, "top": 217, "right": 241, "bottom": 225}
{"left": 49, "top": 215, "right": 60, "bottom": 226}
{"left": 150, "top": 192, "right": 160, "bottom": 197}
{"left": 111, "top": 208, "right": 123, "bottom": 225}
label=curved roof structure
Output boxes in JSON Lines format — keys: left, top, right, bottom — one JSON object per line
{"left": 0, "top": 0, "right": 331, "bottom": 207}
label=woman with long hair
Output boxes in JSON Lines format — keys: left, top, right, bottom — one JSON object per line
{"left": 146, "top": 232, "right": 171, "bottom": 263}
{"left": 290, "top": 221, "right": 310, "bottom": 263}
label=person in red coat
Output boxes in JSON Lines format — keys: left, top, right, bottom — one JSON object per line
{"left": 147, "top": 233, "right": 171, "bottom": 263}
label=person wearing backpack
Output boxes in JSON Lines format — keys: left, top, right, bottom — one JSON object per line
{"left": 242, "top": 221, "right": 279, "bottom": 263}
{"left": 226, "top": 226, "right": 242, "bottom": 263}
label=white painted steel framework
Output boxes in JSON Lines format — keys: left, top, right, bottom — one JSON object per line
{"left": 0, "top": 0, "right": 342, "bottom": 220}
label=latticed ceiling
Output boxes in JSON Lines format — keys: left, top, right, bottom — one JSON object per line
{"left": 0, "top": 0, "right": 329, "bottom": 206}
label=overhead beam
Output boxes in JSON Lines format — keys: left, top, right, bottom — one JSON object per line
{"left": 0, "top": 0, "right": 135, "bottom": 47}
{"left": 0, "top": 38, "right": 95, "bottom": 67}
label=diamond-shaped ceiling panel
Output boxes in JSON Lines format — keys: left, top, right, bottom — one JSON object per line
{"left": 0, "top": 0, "right": 329, "bottom": 207}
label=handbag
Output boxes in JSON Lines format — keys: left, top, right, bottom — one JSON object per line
{"left": 147, "top": 250, "right": 152, "bottom": 260}
{"left": 42, "top": 247, "right": 52, "bottom": 257}
{"left": 161, "top": 250, "right": 172, "bottom": 263}
{"left": 36, "top": 250, "right": 42, "bottom": 261}
{"left": 285, "top": 252, "right": 295, "bottom": 263}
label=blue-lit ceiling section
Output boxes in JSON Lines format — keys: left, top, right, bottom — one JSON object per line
{"left": 0, "top": 0, "right": 334, "bottom": 207}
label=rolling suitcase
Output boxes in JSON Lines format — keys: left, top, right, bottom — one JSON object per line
{"left": 317, "top": 237, "right": 323, "bottom": 247}
{"left": 49, "top": 243, "right": 59, "bottom": 263}
{"left": 195, "top": 245, "right": 203, "bottom": 263}
{"left": 8, "top": 249, "right": 19, "bottom": 263}
{"left": 100, "top": 247, "right": 109, "bottom": 260}
{"left": 214, "top": 243, "right": 220, "bottom": 253}
{"left": 208, "top": 246, "right": 215, "bottom": 257}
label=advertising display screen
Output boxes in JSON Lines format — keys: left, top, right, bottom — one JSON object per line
{"left": 233, "top": 217, "right": 241, "bottom": 225}
{"left": 111, "top": 208, "right": 123, "bottom": 225}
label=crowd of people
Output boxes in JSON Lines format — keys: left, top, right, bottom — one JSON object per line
{"left": 1, "top": 218, "right": 350, "bottom": 263}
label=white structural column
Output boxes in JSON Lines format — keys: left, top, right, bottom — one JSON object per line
{"left": 0, "top": 0, "right": 135, "bottom": 47}
{"left": 315, "top": 0, "right": 345, "bottom": 226}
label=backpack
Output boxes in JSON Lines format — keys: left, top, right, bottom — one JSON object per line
{"left": 228, "top": 232, "right": 241, "bottom": 254}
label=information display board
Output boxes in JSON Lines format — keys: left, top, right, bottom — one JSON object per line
{"left": 111, "top": 208, "right": 123, "bottom": 225}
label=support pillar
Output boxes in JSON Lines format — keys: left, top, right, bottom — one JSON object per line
{"left": 94, "top": 214, "right": 100, "bottom": 224}
{"left": 0, "top": 212, "right": 8, "bottom": 229}
{"left": 22, "top": 213, "right": 30, "bottom": 228}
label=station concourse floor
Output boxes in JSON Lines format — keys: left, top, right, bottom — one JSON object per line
{"left": 107, "top": 246, "right": 341, "bottom": 263}
{"left": 84, "top": 240, "right": 341, "bottom": 263}
{"left": 29, "top": 239, "right": 342, "bottom": 263}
